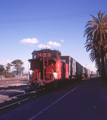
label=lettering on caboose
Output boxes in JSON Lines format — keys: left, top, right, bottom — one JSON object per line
{"left": 38, "top": 53, "right": 52, "bottom": 58}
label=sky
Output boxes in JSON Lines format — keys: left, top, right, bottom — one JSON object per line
{"left": 0, "top": 0, "right": 107, "bottom": 73}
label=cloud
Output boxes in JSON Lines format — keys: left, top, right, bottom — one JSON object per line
{"left": 61, "top": 39, "right": 64, "bottom": 42}
{"left": 47, "top": 41, "right": 61, "bottom": 47}
{"left": 37, "top": 41, "right": 61, "bottom": 49}
{"left": 20, "top": 38, "right": 39, "bottom": 45}
{"left": 38, "top": 44, "right": 51, "bottom": 49}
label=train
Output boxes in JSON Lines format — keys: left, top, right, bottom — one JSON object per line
{"left": 28, "top": 49, "right": 95, "bottom": 89}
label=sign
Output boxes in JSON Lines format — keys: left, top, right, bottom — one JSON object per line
{"left": 38, "top": 53, "right": 51, "bottom": 57}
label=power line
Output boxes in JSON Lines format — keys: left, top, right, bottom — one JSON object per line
{"left": 0, "top": 11, "right": 106, "bottom": 24}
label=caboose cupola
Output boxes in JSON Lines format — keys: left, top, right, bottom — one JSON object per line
{"left": 32, "top": 49, "right": 61, "bottom": 60}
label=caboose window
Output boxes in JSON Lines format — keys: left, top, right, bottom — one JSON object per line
{"left": 34, "top": 53, "right": 38, "bottom": 58}
{"left": 34, "top": 54, "right": 37, "bottom": 58}
{"left": 52, "top": 52, "right": 56, "bottom": 59}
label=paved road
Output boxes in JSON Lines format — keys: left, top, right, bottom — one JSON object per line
{"left": 0, "top": 77, "right": 107, "bottom": 120}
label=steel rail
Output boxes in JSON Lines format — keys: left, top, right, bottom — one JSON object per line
{"left": 0, "top": 88, "right": 44, "bottom": 110}
{"left": 0, "top": 98, "right": 30, "bottom": 110}
{"left": 0, "top": 89, "right": 38, "bottom": 102}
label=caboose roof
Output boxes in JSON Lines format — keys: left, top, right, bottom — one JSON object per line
{"left": 32, "top": 49, "right": 61, "bottom": 55}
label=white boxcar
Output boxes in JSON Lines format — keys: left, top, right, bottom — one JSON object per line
{"left": 70, "top": 57, "right": 76, "bottom": 77}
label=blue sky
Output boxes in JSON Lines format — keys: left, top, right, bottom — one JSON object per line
{"left": 0, "top": 0, "right": 107, "bottom": 73}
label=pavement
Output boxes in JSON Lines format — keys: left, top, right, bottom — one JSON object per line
{"left": 0, "top": 76, "right": 107, "bottom": 120}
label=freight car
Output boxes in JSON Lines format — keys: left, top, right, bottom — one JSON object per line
{"left": 60, "top": 56, "right": 89, "bottom": 78}
{"left": 28, "top": 49, "right": 92, "bottom": 89}
{"left": 60, "top": 56, "right": 76, "bottom": 78}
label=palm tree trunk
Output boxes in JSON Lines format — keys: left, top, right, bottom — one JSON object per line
{"left": 101, "top": 46, "right": 106, "bottom": 80}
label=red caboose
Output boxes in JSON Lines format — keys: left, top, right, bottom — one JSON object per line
{"left": 28, "top": 49, "right": 68, "bottom": 88}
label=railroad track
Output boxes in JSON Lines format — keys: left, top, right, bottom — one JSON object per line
{"left": 0, "top": 80, "right": 74, "bottom": 110}
{"left": 0, "top": 79, "right": 29, "bottom": 91}
{"left": 0, "top": 87, "right": 45, "bottom": 110}
{"left": 0, "top": 78, "right": 87, "bottom": 111}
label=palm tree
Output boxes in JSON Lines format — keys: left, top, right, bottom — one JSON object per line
{"left": 85, "top": 38, "right": 101, "bottom": 72}
{"left": 84, "top": 10, "right": 107, "bottom": 80}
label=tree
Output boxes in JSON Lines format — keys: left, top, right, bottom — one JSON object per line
{"left": 85, "top": 37, "right": 100, "bottom": 69}
{"left": 6, "top": 63, "right": 12, "bottom": 71}
{"left": 84, "top": 10, "right": 107, "bottom": 80}
{"left": 11, "top": 59, "right": 25, "bottom": 76}
{"left": 0, "top": 65, "right": 5, "bottom": 75}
